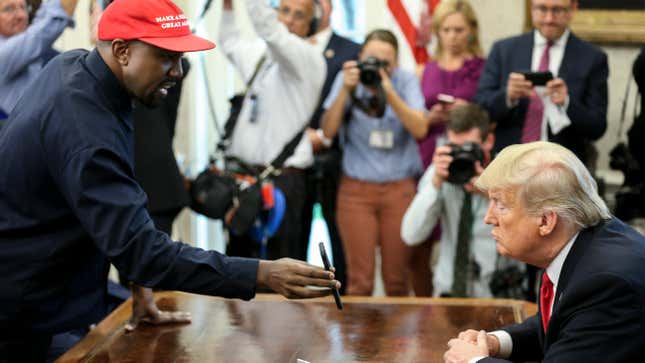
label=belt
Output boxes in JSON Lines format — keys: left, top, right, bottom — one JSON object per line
{"left": 280, "top": 167, "right": 305, "bottom": 175}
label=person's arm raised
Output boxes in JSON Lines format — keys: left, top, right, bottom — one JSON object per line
{"left": 321, "top": 61, "right": 358, "bottom": 140}
{"left": 0, "top": 0, "right": 75, "bottom": 79}
{"left": 243, "top": 0, "right": 324, "bottom": 81}
{"left": 379, "top": 69, "right": 428, "bottom": 140}
{"left": 60, "top": 0, "right": 79, "bottom": 17}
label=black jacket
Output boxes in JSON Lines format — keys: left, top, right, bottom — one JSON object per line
{"left": 482, "top": 218, "right": 645, "bottom": 362}
{"left": 475, "top": 31, "right": 608, "bottom": 164}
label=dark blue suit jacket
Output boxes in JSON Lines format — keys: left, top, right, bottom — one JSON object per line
{"left": 309, "top": 32, "right": 360, "bottom": 129}
{"left": 481, "top": 218, "right": 645, "bottom": 362}
{"left": 475, "top": 31, "right": 608, "bottom": 164}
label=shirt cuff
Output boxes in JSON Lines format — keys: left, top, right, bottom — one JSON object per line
{"left": 214, "top": 256, "right": 259, "bottom": 300}
{"left": 469, "top": 357, "right": 486, "bottom": 363}
{"left": 489, "top": 330, "right": 513, "bottom": 358}
{"left": 316, "top": 128, "right": 333, "bottom": 148}
{"left": 506, "top": 95, "right": 519, "bottom": 109}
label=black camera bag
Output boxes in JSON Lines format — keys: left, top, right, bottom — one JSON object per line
{"left": 190, "top": 55, "right": 306, "bottom": 235}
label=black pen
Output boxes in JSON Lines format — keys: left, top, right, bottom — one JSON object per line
{"left": 319, "top": 242, "right": 343, "bottom": 310}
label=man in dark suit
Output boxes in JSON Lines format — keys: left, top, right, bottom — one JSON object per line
{"left": 303, "top": 0, "right": 360, "bottom": 293}
{"left": 443, "top": 141, "right": 645, "bottom": 363}
{"left": 474, "top": 0, "right": 607, "bottom": 165}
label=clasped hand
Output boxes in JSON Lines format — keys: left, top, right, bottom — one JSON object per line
{"left": 443, "top": 329, "right": 499, "bottom": 363}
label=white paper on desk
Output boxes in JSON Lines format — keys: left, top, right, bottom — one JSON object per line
{"left": 542, "top": 93, "right": 571, "bottom": 136}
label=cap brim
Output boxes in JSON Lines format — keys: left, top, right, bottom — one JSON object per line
{"left": 139, "top": 33, "right": 215, "bottom": 53}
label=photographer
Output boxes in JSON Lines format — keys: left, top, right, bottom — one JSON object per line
{"left": 0, "top": 0, "right": 78, "bottom": 119}
{"left": 401, "top": 104, "right": 523, "bottom": 298}
{"left": 611, "top": 46, "right": 645, "bottom": 224}
{"left": 218, "top": 0, "right": 325, "bottom": 261}
{"left": 321, "top": 29, "right": 428, "bottom": 296}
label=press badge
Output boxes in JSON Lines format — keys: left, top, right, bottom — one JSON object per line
{"left": 369, "top": 129, "right": 394, "bottom": 149}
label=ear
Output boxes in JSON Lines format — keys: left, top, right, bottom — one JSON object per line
{"left": 538, "top": 210, "right": 558, "bottom": 237}
{"left": 391, "top": 58, "right": 399, "bottom": 70}
{"left": 482, "top": 132, "right": 495, "bottom": 151}
{"left": 111, "top": 39, "right": 131, "bottom": 66}
{"left": 570, "top": 0, "right": 579, "bottom": 14}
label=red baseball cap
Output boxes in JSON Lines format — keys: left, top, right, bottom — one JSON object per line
{"left": 98, "top": 0, "right": 215, "bottom": 53}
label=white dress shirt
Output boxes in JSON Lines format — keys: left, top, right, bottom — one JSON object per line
{"left": 532, "top": 29, "right": 572, "bottom": 139}
{"left": 311, "top": 26, "right": 332, "bottom": 54}
{"left": 472, "top": 232, "right": 579, "bottom": 363}
{"left": 218, "top": 0, "right": 326, "bottom": 169}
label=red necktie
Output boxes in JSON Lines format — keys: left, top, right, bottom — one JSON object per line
{"left": 540, "top": 271, "right": 554, "bottom": 333}
{"left": 521, "top": 41, "right": 553, "bottom": 143}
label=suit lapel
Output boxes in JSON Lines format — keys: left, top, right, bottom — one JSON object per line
{"left": 558, "top": 32, "right": 579, "bottom": 81}
{"left": 544, "top": 222, "right": 600, "bottom": 345}
{"left": 554, "top": 224, "right": 595, "bottom": 304}
{"left": 325, "top": 34, "right": 341, "bottom": 62}
{"left": 517, "top": 32, "right": 534, "bottom": 72}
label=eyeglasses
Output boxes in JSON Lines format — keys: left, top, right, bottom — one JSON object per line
{"left": 277, "top": 6, "right": 309, "bottom": 22}
{"left": 532, "top": 4, "right": 571, "bottom": 17}
{"left": 0, "top": 2, "right": 29, "bottom": 16}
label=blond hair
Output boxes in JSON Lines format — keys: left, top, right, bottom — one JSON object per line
{"left": 476, "top": 142, "right": 611, "bottom": 229}
{"left": 432, "top": 0, "right": 482, "bottom": 58}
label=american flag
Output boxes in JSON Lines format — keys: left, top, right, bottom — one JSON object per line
{"left": 386, "top": 0, "right": 440, "bottom": 71}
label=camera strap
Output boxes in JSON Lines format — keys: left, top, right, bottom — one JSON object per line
{"left": 218, "top": 54, "right": 268, "bottom": 151}
{"left": 213, "top": 54, "right": 307, "bottom": 181}
{"left": 350, "top": 84, "right": 387, "bottom": 118}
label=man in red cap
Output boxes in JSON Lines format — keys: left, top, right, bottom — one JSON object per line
{"left": 0, "top": 1, "right": 339, "bottom": 362}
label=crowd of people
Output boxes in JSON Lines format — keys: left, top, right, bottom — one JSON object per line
{"left": 1, "top": 0, "right": 645, "bottom": 362}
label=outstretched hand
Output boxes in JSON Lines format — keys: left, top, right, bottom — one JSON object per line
{"left": 257, "top": 258, "right": 341, "bottom": 299}
{"left": 125, "top": 285, "right": 192, "bottom": 332}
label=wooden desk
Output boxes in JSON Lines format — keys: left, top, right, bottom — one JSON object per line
{"left": 57, "top": 292, "right": 536, "bottom": 363}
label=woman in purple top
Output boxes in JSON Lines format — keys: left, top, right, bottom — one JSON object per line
{"left": 409, "top": 0, "right": 485, "bottom": 297}
{"left": 419, "top": 0, "right": 485, "bottom": 168}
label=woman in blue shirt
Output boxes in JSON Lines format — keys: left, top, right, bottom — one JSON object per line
{"left": 321, "top": 29, "right": 428, "bottom": 296}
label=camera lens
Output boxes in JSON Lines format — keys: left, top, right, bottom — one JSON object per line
{"left": 358, "top": 56, "right": 386, "bottom": 86}
{"left": 447, "top": 159, "right": 476, "bottom": 184}
{"left": 446, "top": 142, "right": 485, "bottom": 185}
{"left": 360, "top": 69, "right": 380, "bottom": 86}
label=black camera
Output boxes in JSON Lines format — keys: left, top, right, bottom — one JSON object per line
{"left": 489, "top": 265, "right": 526, "bottom": 299}
{"left": 610, "top": 143, "right": 641, "bottom": 187}
{"left": 447, "top": 142, "right": 485, "bottom": 185}
{"left": 357, "top": 56, "right": 389, "bottom": 86}
{"left": 609, "top": 143, "right": 645, "bottom": 221}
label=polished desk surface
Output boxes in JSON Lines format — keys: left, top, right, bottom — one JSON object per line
{"left": 57, "top": 292, "right": 536, "bottom": 363}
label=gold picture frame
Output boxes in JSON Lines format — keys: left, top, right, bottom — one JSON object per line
{"left": 524, "top": 0, "right": 645, "bottom": 45}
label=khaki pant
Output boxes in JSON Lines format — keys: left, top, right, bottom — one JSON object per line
{"left": 336, "top": 176, "right": 416, "bottom": 296}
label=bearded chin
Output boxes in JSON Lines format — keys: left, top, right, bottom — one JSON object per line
{"left": 138, "top": 92, "right": 163, "bottom": 108}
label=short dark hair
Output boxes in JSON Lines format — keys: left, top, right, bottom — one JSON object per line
{"left": 447, "top": 103, "right": 491, "bottom": 140}
{"left": 362, "top": 29, "right": 399, "bottom": 55}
